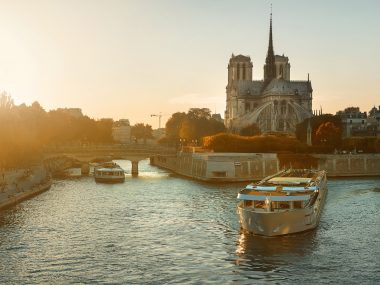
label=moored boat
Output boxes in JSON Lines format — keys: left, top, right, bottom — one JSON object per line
{"left": 94, "top": 162, "right": 125, "bottom": 183}
{"left": 237, "top": 169, "right": 327, "bottom": 236}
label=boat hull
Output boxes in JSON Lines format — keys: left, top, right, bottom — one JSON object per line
{"left": 94, "top": 176, "right": 125, "bottom": 183}
{"left": 238, "top": 185, "right": 328, "bottom": 236}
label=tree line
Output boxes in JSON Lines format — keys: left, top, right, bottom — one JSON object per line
{"left": 159, "top": 108, "right": 225, "bottom": 146}
{"left": 0, "top": 93, "right": 114, "bottom": 168}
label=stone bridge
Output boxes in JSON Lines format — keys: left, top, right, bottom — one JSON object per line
{"left": 43, "top": 144, "right": 177, "bottom": 176}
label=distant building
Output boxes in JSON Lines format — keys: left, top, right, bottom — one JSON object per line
{"left": 368, "top": 106, "right": 380, "bottom": 126}
{"left": 225, "top": 14, "right": 313, "bottom": 134}
{"left": 57, "top": 108, "right": 83, "bottom": 118}
{"left": 367, "top": 105, "right": 380, "bottom": 136}
{"left": 336, "top": 107, "right": 367, "bottom": 137}
{"left": 112, "top": 119, "right": 131, "bottom": 143}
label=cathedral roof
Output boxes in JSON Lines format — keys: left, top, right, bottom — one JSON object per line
{"left": 236, "top": 79, "right": 312, "bottom": 98}
{"left": 236, "top": 80, "right": 264, "bottom": 97}
{"left": 262, "top": 79, "right": 312, "bottom": 96}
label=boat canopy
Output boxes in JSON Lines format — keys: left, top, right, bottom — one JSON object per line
{"left": 237, "top": 193, "right": 310, "bottom": 202}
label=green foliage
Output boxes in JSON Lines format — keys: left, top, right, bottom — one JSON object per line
{"left": 0, "top": 95, "right": 114, "bottom": 168}
{"left": 131, "top": 123, "right": 153, "bottom": 143}
{"left": 165, "top": 112, "right": 187, "bottom": 141}
{"left": 162, "top": 108, "right": 225, "bottom": 146}
{"left": 341, "top": 137, "right": 380, "bottom": 153}
{"left": 0, "top": 92, "right": 14, "bottom": 110}
{"left": 277, "top": 153, "right": 319, "bottom": 169}
{"left": 296, "top": 114, "right": 342, "bottom": 145}
{"left": 203, "top": 133, "right": 308, "bottom": 153}
{"left": 315, "top": 121, "right": 341, "bottom": 147}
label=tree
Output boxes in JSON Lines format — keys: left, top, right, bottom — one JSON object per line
{"left": 131, "top": 123, "right": 153, "bottom": 143}
{"left": 165, "top": 112, "right": 187, "bottom": 142}
{"left": 0, "top": 92, "right": 14, "bottom": 110}
{"left": 188, "top": 108, "right": 211, "bottom": 120}
{"left": 296, "top": 114, "right": 342, "bottom": 145}
{"left": 163, "top": 108, "right": 225, "bottom": 146}
{"left": 315, "top": 122, "right": 341, "bottom": 148}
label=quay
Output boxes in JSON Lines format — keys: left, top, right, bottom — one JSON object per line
{"left": 150, "top": 149, "right": 380, "bottom": 182}
{"left": 0, "top": 165, "right": 52, "bottom": 211}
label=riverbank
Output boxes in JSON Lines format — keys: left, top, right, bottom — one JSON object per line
{"left": 151, "top": 151, "right": 380, "bottom": 182}
{"left": 0, "top": 165, "right": 52, "bottom": 211}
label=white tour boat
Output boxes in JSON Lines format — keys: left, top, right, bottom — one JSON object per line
{"left": 94, "top": 162, "right": 125, "bottom": 183}
{"left": 237, "top": 169, "right": 327, "bottom": 236}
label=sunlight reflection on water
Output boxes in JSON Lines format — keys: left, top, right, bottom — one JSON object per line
{"left": 0, "top": 160, "right": 379, "bottom": 284}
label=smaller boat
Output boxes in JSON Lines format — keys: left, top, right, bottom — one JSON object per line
{"left": 94, "top": 162, "right": 125, "bottom": 183}
{"left": 237, "top": 169, "right": 327, "bottom": 236}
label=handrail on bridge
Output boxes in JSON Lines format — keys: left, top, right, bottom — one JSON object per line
{"left": 43, "top": 144, "right": 177, "bottom": 155}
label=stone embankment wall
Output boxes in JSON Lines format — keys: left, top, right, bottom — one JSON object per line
{"left": 0, "top": 165, "right": 51, "bottom": 210}
{"left": 151, "top": 152, "right": 280, "bottom": 182}
{"left": 151, "top": 152, "right": 380, "bottom": 182}
{"left": 315, "top": 154, "right": 380, "bottom": 177}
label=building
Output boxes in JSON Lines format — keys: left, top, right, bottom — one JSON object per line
{"left": 368, "top": 106, "right": 380, "bottom": 128}
{"left": 225, "top": 14, "right": 313, "bottom": 134}
{"left": 336, "top": 107, "right": 367, "bottom": 137}
{"left": 112, "top": 119, "right": 131, "bottom": 143}
{"left": 56, "top": 108, "right": 83, "bottom": 118}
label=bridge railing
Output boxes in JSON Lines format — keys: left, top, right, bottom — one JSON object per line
{"left": 43, "top": 143, "right": 177, "bottom": 155}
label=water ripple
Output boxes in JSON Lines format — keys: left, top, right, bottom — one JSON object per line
{"left": 0, "top": 161, "right": 379, "bottom": 284}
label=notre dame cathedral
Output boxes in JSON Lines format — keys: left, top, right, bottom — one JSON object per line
{"left": 224, "top": 14, "right": 313, "bottom": 134}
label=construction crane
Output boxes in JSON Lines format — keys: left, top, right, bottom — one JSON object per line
{"left": 151, "top": 112, "right": 164, "bottom": 129}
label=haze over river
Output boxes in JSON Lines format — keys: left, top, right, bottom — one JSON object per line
{"left": 0, "top": 160, "right": 379, "bottom": 284}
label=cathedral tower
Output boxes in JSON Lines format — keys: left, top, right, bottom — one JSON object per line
{"left": 225, "top": 54, "right": 253, "bottom": 128}
{"left": 227, "top": 54, "right": 253, "bottom": 88}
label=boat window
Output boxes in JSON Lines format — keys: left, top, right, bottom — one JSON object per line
{"left": 293, "top": 201, "right": 303, "bottom": 209}
{"left": 254, "top": 201, "right": 264, "bottom": 208}
{"left": 244, "top": 200, "right": 253, "bottom": 207}
{"left": 278, "top": 202, "right": 290, "bottom": 209}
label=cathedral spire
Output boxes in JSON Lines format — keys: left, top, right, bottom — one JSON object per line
{"left": 267, "top": 7, "right": 274, "bottom": 63}
{"left": 264, "top": 7, "right": 276, "bottom": 84}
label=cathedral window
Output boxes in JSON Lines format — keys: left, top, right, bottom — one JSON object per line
{"left": 237, "top": 64, "right": 240, "bottom": 80}
{"left": 245, "top": 103, "right": 251, "bottom": 113}
{"left": 281, "top": 100, "right": 287, "bottom": 115}
{"left": 243, "top": 64, "right": 246, "bottom": 80}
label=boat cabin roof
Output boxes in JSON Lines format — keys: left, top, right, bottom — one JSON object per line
{"left": 267, "top": 177, "right": 312, "bottom": 185}
{"left": 237, "top": 169, "right": 325, "bottom": 201}
{"left": 96, "top": 167, "right": 123, "bottom": 172}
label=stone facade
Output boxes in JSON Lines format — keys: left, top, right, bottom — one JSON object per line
{"left": 112, "top": 119, "right": 131, "bottom": 143}
{"left": 336, "top": 107, "right": 367, "bottom": 137}
{"left": 225, "top": 15, "right": 313, "bottom": 134}
{"left": 336, "top": 106, "right": 380, "bottom": 137}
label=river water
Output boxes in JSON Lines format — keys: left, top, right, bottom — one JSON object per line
{"left": 0, "top": 160, "right": 379, "bottom": 284}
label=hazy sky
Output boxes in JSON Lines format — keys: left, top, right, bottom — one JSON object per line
{"left": 0, "top": 0, "right": 379, "bottom": 128}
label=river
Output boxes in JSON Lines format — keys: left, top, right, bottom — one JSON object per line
{"left": 0, "top": 160, "right": 379, "bottom": 284}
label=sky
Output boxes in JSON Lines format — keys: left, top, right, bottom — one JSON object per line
{"left": 0, "top": 0, "right": 379, "bottom": 128}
